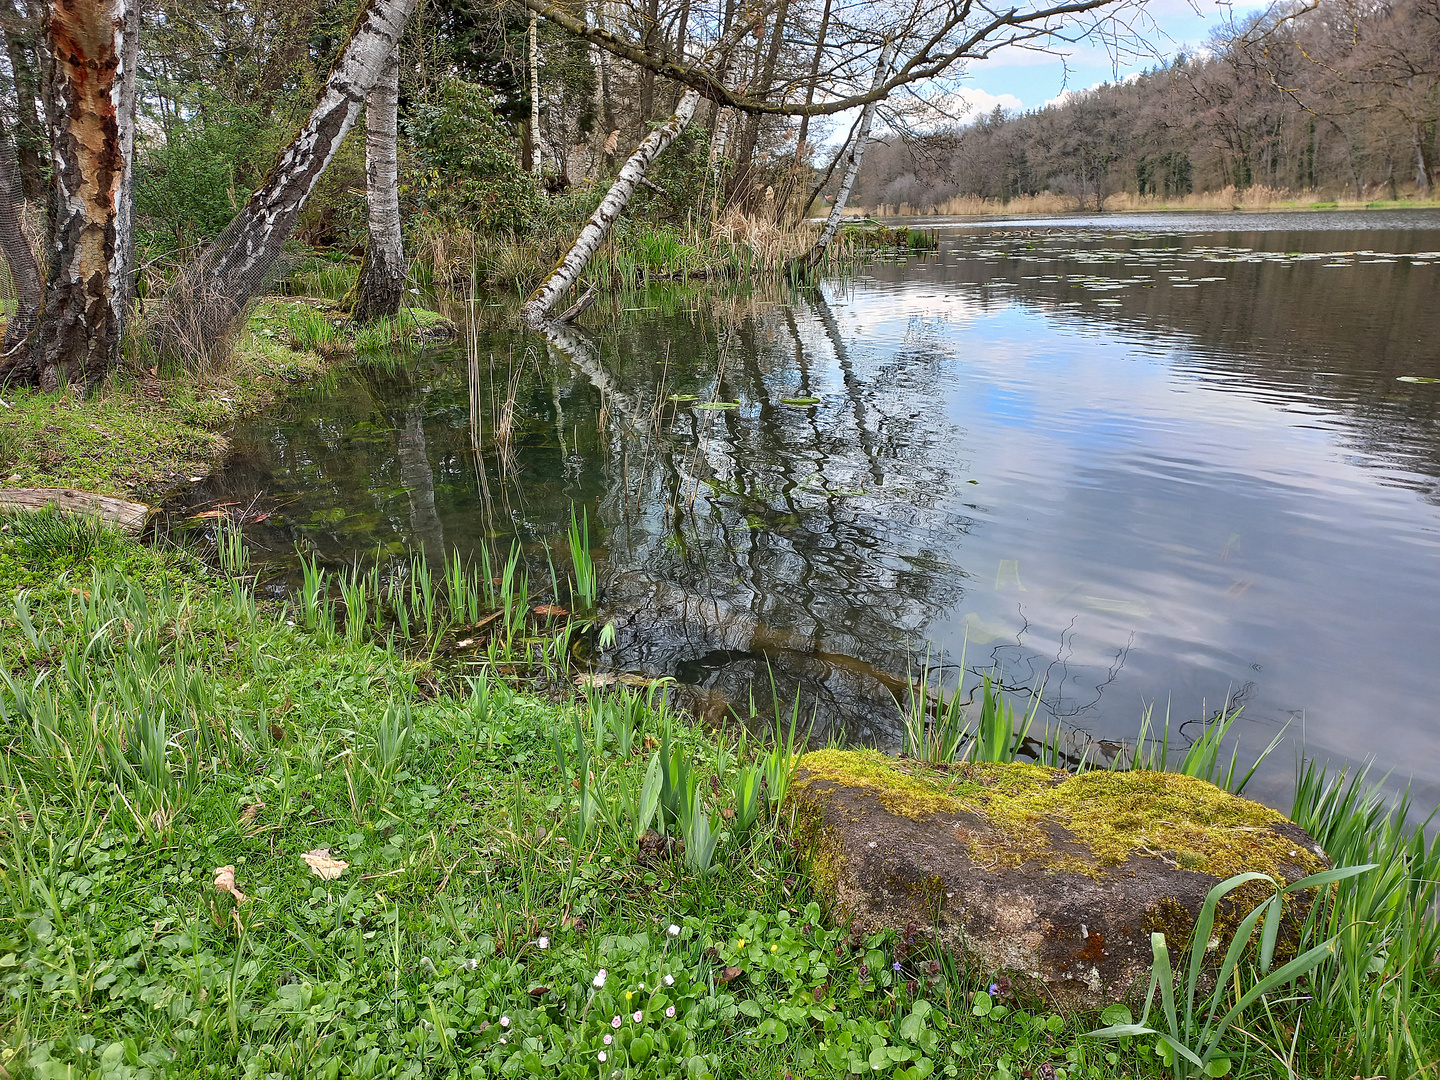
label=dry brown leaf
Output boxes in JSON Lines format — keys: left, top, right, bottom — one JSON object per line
{"left": 213, "top": 865, "right": 248, "bottom": 903}
{"left": 239, "top": 802, "right": 264, "bottom": 827}
{"left": 302, "top": 848, "right": 349, "bottom": 881}
{"left": 532, "top": 604, "right": 568, "bottom": 617}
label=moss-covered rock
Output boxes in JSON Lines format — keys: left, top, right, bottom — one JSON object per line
{"left": 786, "top": 749, "right": 1328, "bottom": 1007}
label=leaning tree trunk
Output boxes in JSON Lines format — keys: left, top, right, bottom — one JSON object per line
{"left": 18, "top": 0, "right": 140, "bottom": 391}
{"left": 163, "top": 0, "right": 417, "bottom": 362}
{"left": 521, "top": 4, "right": 758, "bottom": 324}
{"left": 0, "top": 125, "right": 42, "bottom": 358}
{"left": 350, "top": 46, "right": 405, "bottom": 323}
{"left": 799, "top": 41, "right": 892, "bottom": 272}
{"left": 521, "top": 93, "right": 700, "bottom": 324}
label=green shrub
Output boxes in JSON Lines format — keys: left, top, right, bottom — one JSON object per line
{"left": 134, "top": 100, "right": 278, "bottom": 244}
{"left": 633, "top": 124, "right": 714, "bottom": 225}
{"left": 406, "top": 79, "right": 544, "bottom": 234}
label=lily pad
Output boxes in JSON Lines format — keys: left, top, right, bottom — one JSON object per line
{"left": 780, "top": 397, "right": 821, "bottom": 406}
{"left": 693, "top": 401, "right": 741, "bottom": 410}
{"left": 667, "top": 394, "right": 699, "bottom": 402}
{"left": 1396, "top": 376, "right": 1439, "bottom": 384}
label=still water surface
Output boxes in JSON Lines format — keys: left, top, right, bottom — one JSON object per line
{"left": 212, "top": 210, "right": 1440, "bottom": 810}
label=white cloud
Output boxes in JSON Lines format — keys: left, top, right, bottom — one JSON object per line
{"left": 881, "top": 87, "right": 1026, "bottom": 133}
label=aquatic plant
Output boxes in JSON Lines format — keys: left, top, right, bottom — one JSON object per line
{"left": 900, "top": 651, "right": 969, "bottom": 764}
{"left": 1088, "top": 865, "right": 1374, "bottom": 1080}
{"left": 1126, "top": 695, "right": 1285, "bottom": 795}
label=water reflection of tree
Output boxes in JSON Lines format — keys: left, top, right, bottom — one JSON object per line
{"left": 396, "top": 404, "right": 445, "bottom": 564}
{"left": 540, "top": 288, "right": 978, "bottom": 741}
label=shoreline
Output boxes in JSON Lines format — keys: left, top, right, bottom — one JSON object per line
{"left": 0, "top": 274, "right": 1434, "bottom": 1078}
{"left": 0, "top": 298, "right": 453, "bottom": 506}
{"left": 844, "top": 196, "right": 1440, "bottom": 222}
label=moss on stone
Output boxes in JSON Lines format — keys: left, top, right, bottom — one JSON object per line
{"left": 789, "top": 749, "right": 1325, "bottom": 884}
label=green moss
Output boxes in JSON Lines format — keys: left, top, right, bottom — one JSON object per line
{"left": 790, "top": 750, "right": 1325, "bottom": 884}
{"left": 0, "top": 300, "right": 341, "bottom": 501}
{"left": 791, "top": 748, "right": 990, "bottom": 818}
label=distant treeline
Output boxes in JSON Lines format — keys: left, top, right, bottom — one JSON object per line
{"left": 850, "top": 0, "right": 1440, "bottom": 213}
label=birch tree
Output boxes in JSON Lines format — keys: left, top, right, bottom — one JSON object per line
{"left": 516, "top": 0, "right": 1143, "bottom": 120}
{"left": 0, "top": 0, "right": 140, "bottom": 391}
{"left": 161, "top": 0, "right": 418, "bottom": 361}
{"left": 799, "top": 39, "right": 891, "bottom": 269}
{"left": 350, "top": 45, "right": 405, "bottom": 323}
{"left": 529, "top": 10, "right": 542, "bottom": 177}
{"left": 521, "top": 3, "right": 760, "bottom": 324}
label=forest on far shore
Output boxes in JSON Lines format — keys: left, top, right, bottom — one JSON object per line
{"left": 850, "top": 0, "right": 1440, "bottom": 214}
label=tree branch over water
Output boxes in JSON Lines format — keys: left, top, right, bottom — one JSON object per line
{"left": 514, "top": 0, "right": 1147, "bottom": 117}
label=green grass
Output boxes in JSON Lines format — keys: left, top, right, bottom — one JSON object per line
{"left": 282, "top": 304, "right": 346, "bottom": 350}
{"left": 284, "top": 258, "right": 360, "bottom": 301}
{"left": 0, "top": 519, "right": 1166, "bottom": 1080}
{"left": 0, "top": 515, "right": 1433, "bottom": 1080}
{"left": 0, "top": 300, "right": 335, "bottom": 500}
{"left": 0, "top": 297, "right": 449, "bottom": 501}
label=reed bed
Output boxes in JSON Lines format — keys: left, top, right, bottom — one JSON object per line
{"left": 856, "top": 185, "right": 1439, "bottom": 218}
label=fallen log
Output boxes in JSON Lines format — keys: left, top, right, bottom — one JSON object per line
{"left": 0, "top": 488, "right": 154, "bottom": 534}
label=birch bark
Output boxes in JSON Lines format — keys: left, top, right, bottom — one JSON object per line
{"left": 15, "top": 0, "right": 139, "bottom": 390}
{"left": 164, "top": 0, "right": 417, "bottom": 358}
{"left": 351, "top": 46, "right": 405, "bottom": 323}
{"left": 800, "top": 42, "right": 892, "bottom": 271}
{"left": 521, "top": 91, "right": 699, "bottom": 324}
{"left": 529, "top": 12, "right": 542, "bottom": 178}
{"left": 522, "top": 4, "right": 759, "bottom": 324}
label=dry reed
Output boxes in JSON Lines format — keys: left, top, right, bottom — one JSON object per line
{"left": 853, "top": 183, "right": 1439, "bottom": 219}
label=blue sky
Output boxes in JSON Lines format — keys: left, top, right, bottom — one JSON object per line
{"left": 952, "top": 0, "right": 1265, "bottom": 114}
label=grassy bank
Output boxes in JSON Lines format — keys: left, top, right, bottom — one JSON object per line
{"left": 414, "top": 212, "right": 847, "bottom": 297}
{"left": 0, "top": 516, "right": 1162, "bottom": 1080}
{"left": 0, "top": 510, "right": 1436, "bottom": 1079}
{"left": 0, "top": 295, "right": 451, "bottom": 503}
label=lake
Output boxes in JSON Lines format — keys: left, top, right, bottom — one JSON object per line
{"left": 204, "top": 209, "right": 1440, "bottom": 812}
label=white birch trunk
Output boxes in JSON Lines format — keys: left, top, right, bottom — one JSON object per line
{"left": 166, "top": 0, "right": 417, "bottom": 357}
{"left": 15, "top": 0, "right": 139, "bottom": 390}
{"left": 529, "top": 12, "right": 542, "bottom": 178}
{"left": 351, "top": 46, "right": 405, "bottom": 322}
{"left": 522, "top": 90, "right": 699, "bottom": 324}
{"left": 522, "top": 4, "right": 759, "bottom": 324}
{"left": 802, "top": 41, "right": 893, "bottom": 270}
